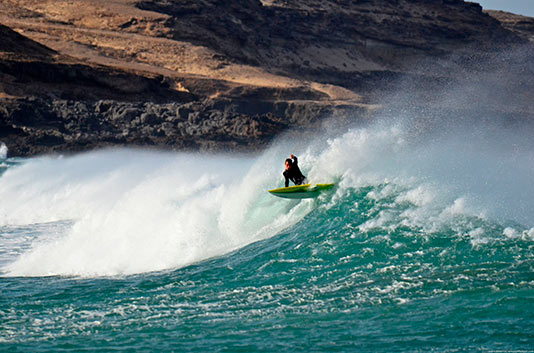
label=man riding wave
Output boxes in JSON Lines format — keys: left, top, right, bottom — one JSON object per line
{"left": 283, "top": 154, "right": 307, "bottom": 187}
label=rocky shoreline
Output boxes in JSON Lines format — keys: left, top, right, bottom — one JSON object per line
{"left": 1, "top": 97, "right": 366, "bottom": 156}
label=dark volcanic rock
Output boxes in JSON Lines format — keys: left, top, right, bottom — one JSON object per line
{"left": 0, "top": 97, "right": 363, "bottom": 157}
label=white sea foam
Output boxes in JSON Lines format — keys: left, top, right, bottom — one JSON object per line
{"left": 308, "top": 117, "right": 534, "bottom": 229}
{"left": 0, "top": 142, "right": 7, "bottom": 160}
{"left": 0, "top": 149, "right": 314, "bottom": 277}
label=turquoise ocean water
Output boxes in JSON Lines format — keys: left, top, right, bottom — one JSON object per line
{"left": 1, "top": 120, "right": 533, "bottom": 351}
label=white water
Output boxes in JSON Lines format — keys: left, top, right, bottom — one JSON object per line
{"left": 0, "top": 149, "right": 315, "bottom": 276}
{"left": 1, "top": 116, "right": 533, "bottom": 277}
{"left": 0, "top": 142, "right": 7, "bottom": 160}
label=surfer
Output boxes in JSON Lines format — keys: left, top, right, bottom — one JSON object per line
{"left": 283, "top": 154, "right": 307, "bottom": 187}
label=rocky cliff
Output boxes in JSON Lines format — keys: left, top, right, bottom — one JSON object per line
{"left": 0, "top": 0, "right": 533, "bottom": 157}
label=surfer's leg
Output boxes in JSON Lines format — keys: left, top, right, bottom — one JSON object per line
{"left": 295, "top": 177, "right": 307, "bottom": 185}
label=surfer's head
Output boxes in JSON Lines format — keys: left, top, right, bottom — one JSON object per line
{"left": 285, "top": 158, "right": 292, "bottom": 170}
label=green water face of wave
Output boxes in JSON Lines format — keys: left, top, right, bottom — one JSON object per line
{"left": 1, "top": 184, "right": 533, "bottom": 351}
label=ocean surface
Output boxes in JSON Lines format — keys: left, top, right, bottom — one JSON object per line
{"left": 1, "top": 119, "right": 533, "bottom": 351}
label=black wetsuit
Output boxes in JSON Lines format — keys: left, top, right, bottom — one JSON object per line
{"left": 283, "top": 156, "right": 307, "bottom": 187}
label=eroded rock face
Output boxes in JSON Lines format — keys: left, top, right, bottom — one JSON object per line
{"left": 0, "top": 0, "right": 533, "bottom": 157}
{"left": 1, "top": 97, "right": 366, "bottom": 156}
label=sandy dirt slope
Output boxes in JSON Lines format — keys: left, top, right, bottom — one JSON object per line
{"left": 0, "top": 0, "right": 364, "bottom": 104}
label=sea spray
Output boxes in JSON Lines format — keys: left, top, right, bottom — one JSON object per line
{"left": 0, "top": 142, "right": 7, "bottom": 160}
{"left": 308, "top": 116, "right": 534, "bottom": 227}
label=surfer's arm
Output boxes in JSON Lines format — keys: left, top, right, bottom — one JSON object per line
{"left": 291, "top": 155, "right": 298, "bottom": 165}
{"left": 283, "top": 170, "right": 290, "bottom": 187}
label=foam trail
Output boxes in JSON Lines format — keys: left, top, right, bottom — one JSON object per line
{"left": 1, "top": 149, "right": 314, "bottom": 277}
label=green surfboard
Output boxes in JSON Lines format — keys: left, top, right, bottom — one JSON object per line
{"left": 268, "top": 183, "right": 335, "bottom": 199}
